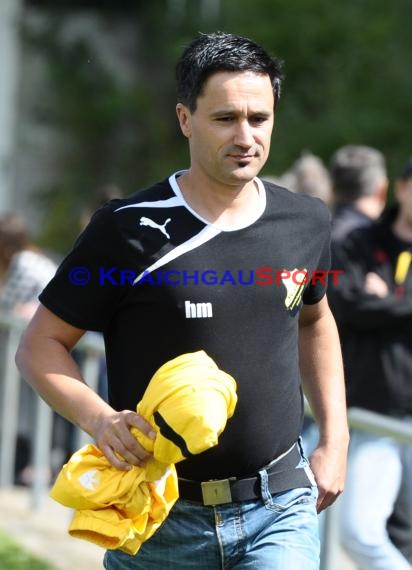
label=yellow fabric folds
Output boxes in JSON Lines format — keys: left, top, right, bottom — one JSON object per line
{"left": 50, "top": 351, "right": 237, "bottom": 554}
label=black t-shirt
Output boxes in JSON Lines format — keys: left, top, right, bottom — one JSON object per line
{"left": 40, "top": 173, "right": 331, "bottom": 480}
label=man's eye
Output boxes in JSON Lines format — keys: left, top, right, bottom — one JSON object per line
{"left": 216, "top": 117, "right": 233, "bottom": 122}
{"left": 250, "top": 116, "right": 267, "bottom": 125}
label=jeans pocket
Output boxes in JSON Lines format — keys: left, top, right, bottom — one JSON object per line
{"left": 263, "top": 486, "right": 318, "bottom": 513}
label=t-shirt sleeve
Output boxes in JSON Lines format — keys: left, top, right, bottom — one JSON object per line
{"left": 39, "top": 204, "right": 129, "bottom": 331}
{"left": 302, "top": 199, "right": 331, "bottom": 305}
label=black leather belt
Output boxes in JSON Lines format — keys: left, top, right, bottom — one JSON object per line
{"left": 178, "top": 443, "right": 312, "bottom": 506}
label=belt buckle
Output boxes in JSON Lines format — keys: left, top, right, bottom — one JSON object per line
{"left": 201, "top": 479, "right": 232, "bottom": 506}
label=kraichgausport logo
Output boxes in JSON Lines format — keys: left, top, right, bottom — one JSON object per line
{"left": 67, "top": 266, "right": 343, "bottom": 287}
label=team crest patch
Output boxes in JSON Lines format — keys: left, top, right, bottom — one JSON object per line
{"left": 282, "top": 268, "right": 307, "bottom": 314}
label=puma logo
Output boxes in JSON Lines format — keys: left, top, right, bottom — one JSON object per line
{"left": 139, "top": 216, "right": 171, "bottom": 239}
{"left": 78, "top": 469, "right": 99, "bottom": 491}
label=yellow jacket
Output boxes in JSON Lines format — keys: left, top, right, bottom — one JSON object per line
{"left": 50, "top": 351, "right": 237, "bottom": 554}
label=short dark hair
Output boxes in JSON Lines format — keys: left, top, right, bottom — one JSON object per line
{"left": 330, "top": 145, "right": 387, "bottom": 202}
{"left": 176, "top": 31, "right": 283, "bottom": 113}
{"left": 399, "top": 158, "right": 412, "bottom": 181}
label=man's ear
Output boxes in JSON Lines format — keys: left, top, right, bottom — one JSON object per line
{"left": 394, "top": 180, "right": 405, "bottom": 205}
{"left": 378, "top": 177, "right": 389, "bottom": 205}
{"left": 176, "top": 103, "right": 192, "bottom": 138}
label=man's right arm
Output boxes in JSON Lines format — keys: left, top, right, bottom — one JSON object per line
{"left": 15, "top": 304, "right": 155, "bottom": 470}
{"left": 330, "top": 237, "right": 412, "bottom": 330}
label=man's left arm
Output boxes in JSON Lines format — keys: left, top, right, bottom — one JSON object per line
{"left": 299, "top": 295, "right": 349, "bottom": 512}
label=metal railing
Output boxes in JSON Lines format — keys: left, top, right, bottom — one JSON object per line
{"left": 304, "top": 404, "right": 412, "bottom": 570}
{"left": 1, "top": 313, "right": 412, "bottom": 568}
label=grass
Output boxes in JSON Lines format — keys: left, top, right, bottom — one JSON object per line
{"left": 0, "top": 530, "right": 55, "bottom": 570}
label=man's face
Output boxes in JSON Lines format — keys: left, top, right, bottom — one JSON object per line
{"left": 176, "top": 71, "right": 275, "bottom": 187}
{"left": 396, "top": 178, "right": 412, "bottom": 227}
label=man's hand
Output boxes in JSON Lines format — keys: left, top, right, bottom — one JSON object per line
{"left": 364, "top": 272, "right": 389, "bottom": 298}
{"left": 94, "top": 409, "right": 157, "bottom": 470}
{"left": 309, "top": 443, "right": 347, "bottom": 513}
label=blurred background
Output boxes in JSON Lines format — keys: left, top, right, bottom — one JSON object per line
{"left": 0, "top": 1, "right": 411, "bottom": 568}
{"left": 1, "top": 0, "right": 411, "bottom": 255}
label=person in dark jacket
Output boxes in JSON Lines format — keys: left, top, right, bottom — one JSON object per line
{"left": 330, "top": 158, "right": 412, "bottom": 569}
{"left": 330, "top": 147, "right": 412, "bottom": 565}
{"left": 301, "top": 145, "right": 387, "bottom": 457}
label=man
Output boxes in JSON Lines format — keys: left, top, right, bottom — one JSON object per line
{"left": 299, "top": 145, "right": 388, "bottom": 556}
{"left": 329, "top": 144, "right": 388, "bottom": 245}
{"left": 16, "top": 32, "right": 348, "bottom": 569}
{"left": 327, "top": 146, "right": 412, "bottom": 565}
{"left": 277, "top": 151, "right": 333, "bottom": 206}
{"left": 330, "top": 158, "right": 412, "bottom": 569}
{"left": 328, "top": 144, "right": 388, "bottom": 405}
{"left": 0, "top": 213, "right": 58, "bottom": 483}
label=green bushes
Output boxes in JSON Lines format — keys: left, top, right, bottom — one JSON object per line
{"left": 0, "top": 531, "right": 54, "bottom": 570}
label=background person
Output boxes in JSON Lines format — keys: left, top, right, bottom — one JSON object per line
{"left": 330, "top": 157, "right": 412, "bottom": 569}
{"left": 276, "top": 151, "right": 333, "bottom": 206}
{"left": 328, "top": 146, "right": 412, "bottom": 564}
{"left": 0, "top": 213, "right": 57, "bottom": 320}
{"left": 302, "top": 145, "right": 387, "bottom": 450}
{"left": 329, "top": 144, "right": 388, "bottom": 244}
{"left": 0, "top": 213, "right": 57, "bottom": 482}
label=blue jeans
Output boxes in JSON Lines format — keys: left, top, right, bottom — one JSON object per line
{"left": 340, "top": 428, "right": 412, "bottom": 570}
{"left": 104, "top": 461, "right": 319, "bottom": 569}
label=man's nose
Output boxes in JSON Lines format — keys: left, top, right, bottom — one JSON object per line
{"left": 233, "top": 120, "right": 255, "bottom": 148}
